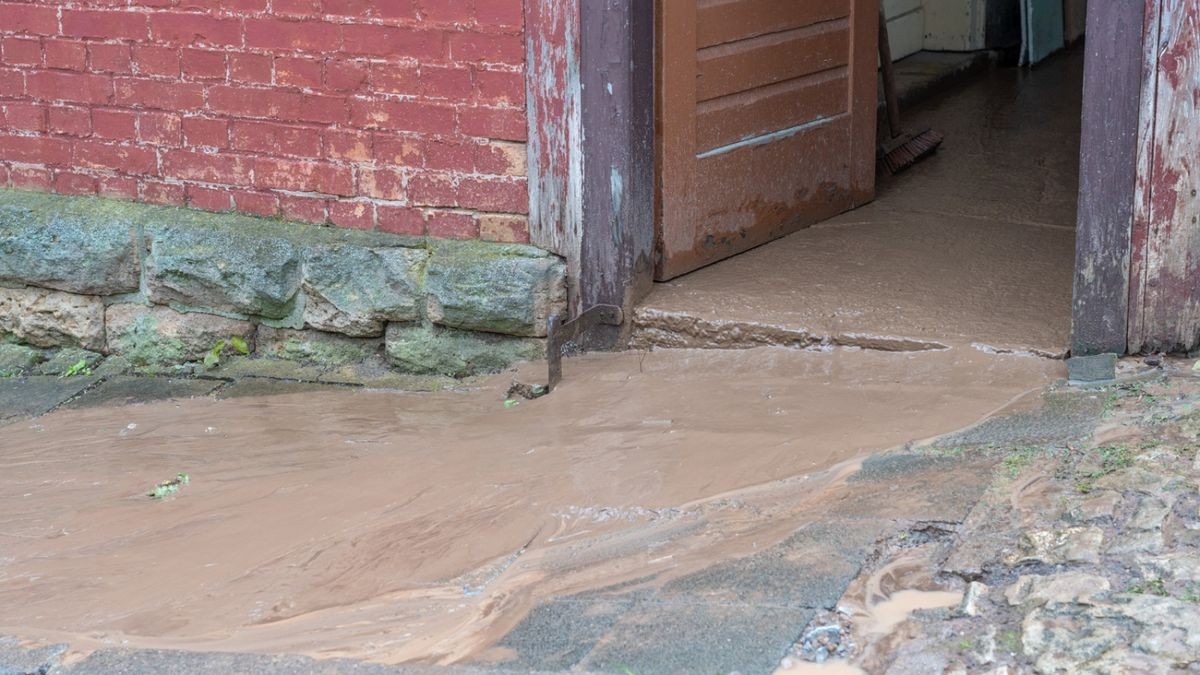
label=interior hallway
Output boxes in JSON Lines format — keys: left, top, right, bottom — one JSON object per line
{"left": 635, "top": 48, "right": 1083, "bottom": 358}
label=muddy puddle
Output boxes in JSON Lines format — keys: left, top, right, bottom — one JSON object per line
{"left": 0, "top": 347, "right": 1062, "bottom": 665}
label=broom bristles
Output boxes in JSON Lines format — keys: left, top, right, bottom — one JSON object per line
{"left": 882, "top": 128, "right": 943, "bottom": 175}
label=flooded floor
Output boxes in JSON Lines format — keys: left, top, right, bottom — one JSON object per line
{"left": 636, "top": 48, "right": 1082, "bottom": 357}
{"left": 0, "top": 347, "right": 1064, "bottom": 666}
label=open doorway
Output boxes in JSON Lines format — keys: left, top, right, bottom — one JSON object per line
{"left": 637, "top": 0, "right": 1086, "bottom": 358}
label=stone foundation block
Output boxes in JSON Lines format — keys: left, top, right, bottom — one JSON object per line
{"left": 105, "top": 304, "right": 255, "bottom": 367}
{"left": 425, "top": 241, "right": 567, "bottom": 338}
{"left": 0, "top": 287, "right": 105, "bottom": 350}
{"left": 302, "top": 244, "right": 427, "bottom": 337}
{"left": 144, "top": 223, "right": 302, "bottom": 320}
{"left": 256, "top": 326, "right": 381, "bottom": 367}
{"left": 0, "top": 193, "right": 140, "bottom": 295}
{"left": 385, "top": 323, "right": 543, "bottom": 378}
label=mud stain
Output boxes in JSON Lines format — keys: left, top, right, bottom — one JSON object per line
{"left": 0, "top": 347, "right": 1063, "bottom": 665}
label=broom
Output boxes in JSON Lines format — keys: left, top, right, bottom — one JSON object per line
{"left": 877, "top": 6, "right": 943, "bottom": 174}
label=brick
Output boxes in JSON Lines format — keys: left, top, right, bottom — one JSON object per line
{"left": 2, "top": 38, "right": 42, "bottom": 67}
{"left": 62, "top": 10, "right": 150, "bottom": 41}
{"left": 323, "top": 0, "right": 416, "bottom": 20}
{"left": 54, "top": 171, "right": 98, "bottom": 195}
{"left": 341, "top": 24, "right": 445, "bottom": 59}
{"left": 27, "top": 71, "right": 114, "bottom": 104}
{"left": 274, "top": 0, "right": 322, "bottom": 15}
{"left": 10, "top": 165, "right": 53, "bottom": 191}
{"left": 141, "top": 180, "right": 186, "bottom": 205}
{"left": 370, "top": 63, "right": 419, "bottom": 95}
{"left": 275, "top": 56, "right": 322, "bottom": 89}
{"left": 423, "top": 138, "right": 474, "bottom": 172}
{"left": 139, "top": 111, "right": 182, "bottom": 145}
{"left": 209, "top": 86, "right": 348, "bottom": 124}
{"left": 245, "top": 19, "right": 341, "bottom": 51}
{"left": 181, "top": 49, "right": 227, "bottom": 80}
{"left": 114, "top": 78, "right": 205, "bottom": 109}
{"left": 0, "top": 3, "right": 59, "bottom": 36}
{"left": 97, "top": 174, "right": 139, "bottom": 200}
{"left": 89, "top": 44, "right": 133, "bottom": 74}
{"left": 474, "top": 67, "right": 524, "bottom": 105}
{"left": 425, "top": 210, "right": 477, "bottom": 239}
{"left": 458, "top": 105, "right": 526, "bottom": 141}
{"left": 74, "top": 140, "right": 159, "bottom": 175}
{"left": 374, "top": 134, "right": 422, "bottom": 166}
{"left": 232, "top": 190, "right": 280, "bottom": 217}
{"left": 161, "top": 148, "right": 252, "bottom": 183}
{"left": 231, "top": 120, "right": 321, "bottom": 157}
{"left": 449, "top": 30, "right": 523, "bottom": 64}
{"left": 280, "top": 193, "right": 327, "bottom": 223}
{"left": 186, "top": 184, "right": 233, "bottom": 211}
{"left": 325, "top": 58, "right": 369, "bottom": 92}
{"left": 0, "top": 68, "right": 23, "bottom": 95}
{"left": 420, "top": 65, "right": 473, "bottom": 99}
{"left": 358, "top": 167, "right": 405, "bottom": 200}
{"left": 182, "top": 116, "right": 228, "bottom": 148}
{"left": 0, "top": 134, "right": 71, "bottom": 164}
{"left": 376, "top": 204, "right": 424, "bottom": 235}
{"left": 93, "top": 108, "right": 138, "bottom": 140}
{"left": 350, "top": 99, "right": 455, "bottom": 133}
{"left": 478, "top": 213, "right": 529, "bottom": 243}
{"left": 254, "top": 157, "right": 353, "bottom": 195}
{"left": 47, "top": 106, "right": 92, "bottom": 136}
{"left": 417, "top": 0, "right": 473, "bottom": 24}
{"left": 149, "top": 13, "right": 244, "bottom": 47}
{"left": 229, "top": 52, "right": 271, "bottom": 83}
{"left": 44, "top": 40, "right": 88, "bottom": 71}
{"left": 473, "top": 0, "right": 524, "bottom": 29}
{"left": 410, "top": 173, "right": 527, "bottom": 213}
{"left": 2, "top": 102, "right": 46, "bottom": 132}
{"left": 133, "top": 45, "right": 181, "bottom": 77}
{"left": 322, "top": 129, "right": 371, "bottom": 162}
{"left": 474, "top": 140, "right": 526, "bottom": 176}
{"left": 329, "top": 200, "right": 373, "bottom": 229}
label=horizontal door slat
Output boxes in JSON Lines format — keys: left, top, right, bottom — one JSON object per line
{"left": 697, "top": 0, "right": 850, "bottom": 48}
{"left": 697, "top": 22, "right": 850, "bottom": 102}
{"left": 695, "top": 70, "right": 848, "bottom": 152}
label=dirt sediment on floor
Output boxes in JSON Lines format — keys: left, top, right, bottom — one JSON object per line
{"left": 0, "top": 347, "right": 1061, "bottom": 665}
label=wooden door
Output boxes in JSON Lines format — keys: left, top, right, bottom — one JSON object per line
{"left": 655, "top": 0, "right": 878, "bottom": 280}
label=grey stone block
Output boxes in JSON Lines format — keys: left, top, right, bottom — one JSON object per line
{"left": 144, "top": 223, "right": 302, "bottom": 320}
{"left": 425, "top": 241, "right": 566, "bottom": 337}
{"left": 302, "top": 244, "right": 427, "bottom": 337}
{"left": 0, "top": 286, "right": 105, "bottom": 350}
{"left": 0, "top": 190, "right": 141, "bottom": 295}
{"left": 1068, "top": 353, "right": 1119, "bottom": 383}
{"left": 105, "top": 304, "right": 255, "bottom": 367}
{"left": 385, "top": 323, "right": 543, "bottom": 378}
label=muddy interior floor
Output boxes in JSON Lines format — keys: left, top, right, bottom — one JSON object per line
{"left": 635, "top": 48, "right": 1082, "bottom": 358}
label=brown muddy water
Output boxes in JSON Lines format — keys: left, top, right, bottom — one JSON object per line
{"left": 0, "top": 348, "right": 1063, "bottom": 665}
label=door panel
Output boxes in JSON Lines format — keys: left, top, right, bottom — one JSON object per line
{"left": 656, "top": 0, "right": 878, "bottom": 280}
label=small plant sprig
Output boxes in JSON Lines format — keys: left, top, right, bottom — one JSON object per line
{"left": 60, "top": 358, "right": 92, "bottom": 378}
{"left": 148, "top": 473, "right": 191, "bottom": 500}
{"left": 202, "top": 336, "right": 251, "bottom": 369}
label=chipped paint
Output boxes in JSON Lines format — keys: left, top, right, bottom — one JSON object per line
{"left": 1129, "top": 0, "right": 1200, "bottom": 353}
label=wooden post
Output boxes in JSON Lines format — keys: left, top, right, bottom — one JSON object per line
{"left": 577, "top": 0, "right": 656, "bottom": 347}
{"left": 1070, "top": 0, "right": 1146, "bottom": 356}
{"left": 526, "top": 0, "right": 654, "bottom": 347}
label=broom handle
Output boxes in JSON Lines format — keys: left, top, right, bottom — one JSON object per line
{"left": 878, "top": 6, "right": 903, "bottom": 139}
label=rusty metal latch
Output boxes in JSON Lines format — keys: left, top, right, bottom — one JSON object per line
{"left": 546, "top": 304, "right": 623, "bottom": 391}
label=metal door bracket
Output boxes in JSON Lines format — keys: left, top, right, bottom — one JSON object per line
{"left": 546, "top": 304, "right": 624, "bottom": 391}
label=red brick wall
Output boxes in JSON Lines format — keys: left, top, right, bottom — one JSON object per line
{"left": 0, "top": 0, "right": 530, "bottom": 242}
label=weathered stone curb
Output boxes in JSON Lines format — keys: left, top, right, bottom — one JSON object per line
{"left": 0, "top": 190, "right": 566, "bottom": 376}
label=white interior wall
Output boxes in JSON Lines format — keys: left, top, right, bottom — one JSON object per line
{"left": 886, "top": 0, "right": 991, "bottom": 58}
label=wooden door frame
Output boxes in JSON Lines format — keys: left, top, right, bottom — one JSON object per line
{"left": 525, "top": 0, "right": 655, "bottom": 349}
{"left": 1070, "top": 0, "right": 1147, "bottom": 356}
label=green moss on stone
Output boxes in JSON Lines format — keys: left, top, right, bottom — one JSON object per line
{"left": 0, "top": 341, "right": 45, "bottom": 377}
{"left": 110, "top": 313, "right": 191, "bottom": 371}
{"left": 385, "top": 323, "right": 543, "bottom": 378}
